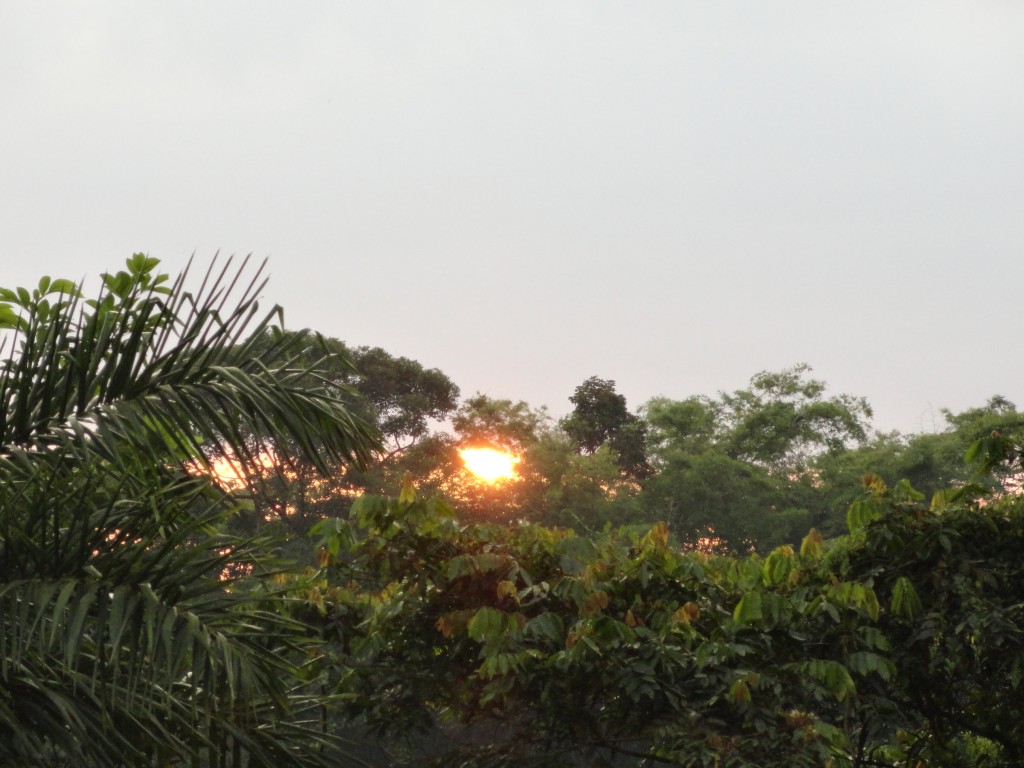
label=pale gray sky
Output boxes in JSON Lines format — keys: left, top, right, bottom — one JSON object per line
{"left": 3, "top": 2, "right": 1023, "bottom": 434}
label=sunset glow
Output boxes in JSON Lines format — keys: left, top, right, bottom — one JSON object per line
{"left": 459, "top": 448, "right": 520, "bottom": 483}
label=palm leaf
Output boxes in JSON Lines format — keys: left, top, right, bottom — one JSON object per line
{"left": 0, "top": 255, "right": 377, "bottom": 766}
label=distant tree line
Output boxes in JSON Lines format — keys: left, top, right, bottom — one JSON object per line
{"left": 234, "top": 337, "right": 1024, "bottom": 556}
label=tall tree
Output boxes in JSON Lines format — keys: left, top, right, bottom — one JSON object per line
{"left": 452, "top": 393, "right": 547, "bottom": 452}
{"left": 344, "top": 344, "right": 460, "bottom": 457}
{"left": 642, "top": 366, "right": 872, "bottom": 549}
{"left": 810, "top": 396, "right": 1024, "bottom": 534}
{"left": 718, "top": 364, "right": 872, "bottom": 470}
{"left": 0, "top": 255, "right": 378, "bottom": 767}
{"left": 562, "top": 376, "right": 652, "bottom": 479}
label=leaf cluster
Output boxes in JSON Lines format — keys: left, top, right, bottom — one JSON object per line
{"left": 0, "top": 254, "right": 379, "bottom": 766}
{"left": 311, "top": 491, "right": 911, "bottom": 767}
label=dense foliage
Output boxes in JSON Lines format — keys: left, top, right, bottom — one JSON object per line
{"left": 311, "top": 468, "right": 1024, "bottom": 767}
{"left": 5, "top": 255, "right": 1024, "bottom": 768}
{"left": 0, "top": 256, "right": 378, "bottom": 767}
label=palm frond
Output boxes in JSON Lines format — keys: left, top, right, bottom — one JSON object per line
{"left": 0, "top": 255, "right": 376, "bottom": 766}
{"left": 0, "top": 254, "right": 379, "bottom": 472}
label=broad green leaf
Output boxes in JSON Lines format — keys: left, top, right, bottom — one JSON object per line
{"left": 447, "top": 553, "right": 508, "bottom": 579}
{"left": 733, "top": 591, "right": 763, "bottom": 625}
{"left": 524, "top": 612, "right": 564, "bottom": 644}
{"left": 729, "top": 679, "right": 752, "bottom": 704}
{"left": 763, "top": 548, "right": 794, "bottom": 586}
{"left": 398, "top": 472, "right": 417, "bottom": 504}
{"left": 966, "top": 434, "right": 1009, "bottom": 471}
{"left": 891, "top": 576, "right": 923, "bottom": 619}
{"left": 847, "top": 498, "right": 885, "bottom": 533}
{"left": 804, "top": 660, "right": 857, "bottom": 701}
{"left": 0, "top": 302, "right": 21, "bottom": 329}
{"left": 556, "top": 535, "right": 599, "bottom": 574}
{"left": 800, "top": 528, "right": 825, "bottom": 559}
{"left": 468, "top": 607, "right": 507, "bottom": 642}
{"left": 847, "top": 651, "right": 894, "bottom": 681}
{"left": 891, "top": 479, "right": 924, "bottom": 502}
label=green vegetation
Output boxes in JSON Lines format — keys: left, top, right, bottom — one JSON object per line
{"left": 4, "top": 255, "right": 1024, "bottom": 766}
{"left": 312, "top": 471, "right": 1024, "bottom": 767}
{"left": 0, "top": 256, "right": 378, "bottom": 766}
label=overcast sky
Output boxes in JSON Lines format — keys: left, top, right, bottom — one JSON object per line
{"left": 3, "top": 3, "right": 1023, "bottom": 435}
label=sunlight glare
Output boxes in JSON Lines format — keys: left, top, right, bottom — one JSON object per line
{"left": 460, "top": 447, "right": 520, "bottom": 483}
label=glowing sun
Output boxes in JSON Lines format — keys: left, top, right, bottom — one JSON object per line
{"left": 460, "top": 447, "right": 520, "bottom": 483}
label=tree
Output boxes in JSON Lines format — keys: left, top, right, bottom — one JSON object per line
{"left": 227, "top": 335, "right": 460, "bottom": 550}
{"left": 312, "top": 488, "right": 893, "bottom": 768}
{"left": 640, "top": 444, "right": 793, "bottom": 552}
{"left": 344, "top": 344, "right": 460, "bottom": 457}
{"left": 520, "top": 433, "right": 645, "bottom": 530}
{"left": 562, "top": 376, "right": 652, "bottom": 480}
{"left": 240, "top": 333, "right": 459, "bottom": 461}
{"left": 718, "top": 364, "right": 872, "bottom": 470}
{"left": 312, "top": 452, "right": 1024, "bottom": 767}
{"left": 327, "top": 346, "right": 461, "bottom": 518}
{"left": 0, "top": 255, "right": 379, "bottom": 767}
{"left": 831, "top": 473, "right": 1024, "bottom": 766}
{"left": 641, "top": 366, "right": 873, "bottom": 549}
{"left": 809, "top": 396, "right": 1024, "bottom": 538}
{"left": 441, "top": 395, "right": 646, "bottom": 529}
{"left": 452, "top": 394, "right": 547, "bottom": 452}
{"left": 425, "top": 395, "right": 549, "bottom": 523}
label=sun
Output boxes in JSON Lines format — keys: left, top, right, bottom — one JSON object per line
{"left": 459, "top": 447, "right": 520, "bottom": 483}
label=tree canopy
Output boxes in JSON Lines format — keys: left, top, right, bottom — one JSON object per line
{"left": 562, "top": 376, "right": 652, "bottom": 481}
{"left": 312, "top": 462, "right": 1024, "bottom": 767}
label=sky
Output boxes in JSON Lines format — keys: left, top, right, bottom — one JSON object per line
{"left": 3, "top": 3, "right": 1023, "bottom": 436}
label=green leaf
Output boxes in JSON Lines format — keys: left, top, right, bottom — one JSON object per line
{"left": 891, "top": 479, "right": 924, "bottom": 502}
{"left": 556, "top": 535, "right": 599, "bottom": 574}
{"left": 447, "top": 553, "right": 508, "bottom": 579}
{"left": 47, "top": 278, "right": 81, "bottom": 297}
{"left": 729, "top": 678, "right": 752, "bottom": 703}
{"left": 847, "top": 651, "right": 894, "bottom": 681}
{"left": 966, "top": 434, "right": 1010, "bottom": 473}
{"left": 891, "top": 576, "right": 923, "bottom": 619}
{"left": 800, "top": 528, "right": 825, "bottom": 559}
{"left": 733, "top": 591, "right": 763, "bottom": 625}
{"left": 468, "top": 607, "right": 507, "bottom": 642}
{"left": 847, "top": 498, "right": 885, "bottom": 533}
{"left": 763, "top": 548, "right": 794, "bottom": 586}
{"left": 398, "top": 472, "right": 417, "bottom": 504}
{"left": 0, "top": 303, "right": 22, "bottom": 330}
{"left": 930, "top": 489, "right": 954, "bottom": 512}
{"left": 795, "top": 660, "right": 857, "bottom": 701}
{"left": 126, "top": 252, "right": 161, "bottom": 275}
{"left": 524, "top": 613, "right": 564, "bottom": 644}
{"left": 0, "top": 255, "right": 378, "bottom": 766}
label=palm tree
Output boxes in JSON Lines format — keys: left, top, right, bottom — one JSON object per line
{"left": 0, "top": 254, "right": 379, "bottom": 767}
